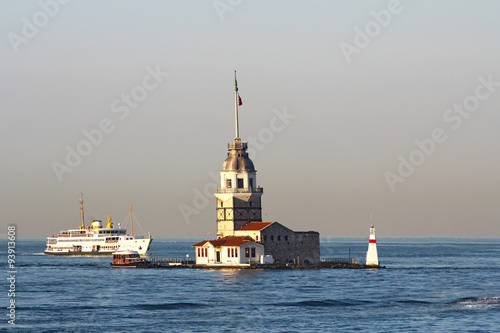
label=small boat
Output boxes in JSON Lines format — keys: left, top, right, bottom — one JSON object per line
{"left": 111, "top": 249, "right": 148, "bottom": 268}
{"left": 45, "top": 193, "right": 152, "bottom": 256}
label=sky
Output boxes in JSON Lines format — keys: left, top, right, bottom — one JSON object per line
{"left": 1, "top": 0, "right": 499, "bottom": 238}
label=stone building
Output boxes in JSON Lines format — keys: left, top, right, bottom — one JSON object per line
{"left": 234, "top": 222, "right": 320, "bottom": 264}
{"left": 193, "top": 72, "right": 320, "bottom": 265}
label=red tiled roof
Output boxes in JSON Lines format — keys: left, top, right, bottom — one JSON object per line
{"left": 192, "top": 236, "right": 256, "bottom": 248}
{"left": 237, "top": 222, "right": 274, "bottom": 231}
{"left": 192, "top": 240, "right": 211, "bottom": 247}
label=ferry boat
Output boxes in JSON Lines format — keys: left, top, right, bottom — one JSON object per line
{"left": 45, "top": 194, "right": 152, "bottom": 256}
{"left": 110, "top": 249, "right": 148, "bottom": 268}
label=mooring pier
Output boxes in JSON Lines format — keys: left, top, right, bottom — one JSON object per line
{"left": 131, "top": 255, "right": 383, "bottom": 269}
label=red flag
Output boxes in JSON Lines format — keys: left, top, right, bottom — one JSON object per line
{"left": 238, "top": 95, "right": 242, "bottom": 106}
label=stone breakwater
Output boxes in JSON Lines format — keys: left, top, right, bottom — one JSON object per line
{"left": 123, "top": 261, "right": 384, "bottom": 269}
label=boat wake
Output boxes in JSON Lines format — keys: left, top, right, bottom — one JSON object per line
{"left": 273, "top": 299, "right": 374, "bottom": 308}
{"left": 454, "top": 297, "right": 500, "bottom": 310}
{"left": 135, "top": 302, "right": 206, "bottom": 310}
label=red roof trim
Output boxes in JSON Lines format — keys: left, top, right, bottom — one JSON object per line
{"left": 192, "top": 240, "right": 211, "bottom": 247}
{"left": 192, "top": 236, "right": 256, "bottom": 247}
{"left": 237, "top": 222, "right": 274, "bottom": 231}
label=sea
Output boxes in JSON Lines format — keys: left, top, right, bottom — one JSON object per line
{"left": 1, "top": 237, "right": 499, "bottom": 332}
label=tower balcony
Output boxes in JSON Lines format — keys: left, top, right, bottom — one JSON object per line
{"left": 228, "top": 141, "right": 248, "bottom": 150}
{"left": 215, "top": 187, "right": 263, "bottom": 194}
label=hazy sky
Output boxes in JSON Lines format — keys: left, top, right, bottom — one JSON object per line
{"left": 1, "top": 0, "right": 499, "bottom": 238}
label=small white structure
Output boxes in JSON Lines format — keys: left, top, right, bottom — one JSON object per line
{"left": 260, "top": 254, "right": 274, "bottom": 264}
{"left": 192, "top": 236, "right": 264, "bottom": 266}
{"left": 365, "top": 224, "right": 379, "bottom": 266}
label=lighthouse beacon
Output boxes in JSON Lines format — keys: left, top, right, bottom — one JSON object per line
{"left": 366, "top": 224, "right": 379, "bottom": 266}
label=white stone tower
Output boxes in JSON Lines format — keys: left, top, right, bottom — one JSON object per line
{"left": 366, "top": 224, "right": 379, "bottom": 266}
{"left": 215, "top": 72, "right": 263, "bottom": 238}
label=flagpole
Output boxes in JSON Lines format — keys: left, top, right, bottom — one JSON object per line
{"left": 234, "top": 70, "right": 239, "bottom": 139}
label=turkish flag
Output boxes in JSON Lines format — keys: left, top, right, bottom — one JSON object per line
{"left": 238, "top": 95, "right": 242, "bottom": 106}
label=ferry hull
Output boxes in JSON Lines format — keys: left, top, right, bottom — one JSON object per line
{"left": 44, "top": 250, "right": 116, "bottom": 256}
{"left": 45, "top": 238, "right": 152, "bottom": 256}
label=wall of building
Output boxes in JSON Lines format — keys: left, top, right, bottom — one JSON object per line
{"left": 234, "top": 229, "right": 262, "bottom": 242}
{"left": 293, "top": 232, "right": 320, "bottom": 264}
{"left": 260, "top": 223, "right": 320, "bottom": 264}
{"left": 194, "top": 243, "right": 264, "bottom": 266}
{"left": 238, "top": 244, "right": 264, "bottom": 265}
{"left": 195, "top": 244, "right": 212, "bottom": 265}
{"left": 216, "top": 195, "right": 262, "bottom": 238}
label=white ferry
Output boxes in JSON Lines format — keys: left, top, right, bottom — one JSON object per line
{"left": 45, "top": 194, "right": 152, "bottom": 256}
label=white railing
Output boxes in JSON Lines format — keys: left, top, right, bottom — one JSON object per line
{"left": 321, "top": 257, "right": 359, "bottom": 264}
{"left": 215, "top": 187, "right": 263, "bottom": 194}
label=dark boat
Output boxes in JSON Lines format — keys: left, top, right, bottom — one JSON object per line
{"left": 110, "top": 249, "right": 147, "bottom": 268}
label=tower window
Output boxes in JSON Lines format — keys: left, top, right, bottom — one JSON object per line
{"left": 271, "top": 235, "right": 274, "bottom": 241}
{"left": 249, "top": 178, "right": 254, "bottom": 189}
{"left": 237, "top": 178, "right": 244, "bottom": 189}
{"left": 226, "top": 179, "right": 232, "bottom": 188}
{"left": 278, "top": 236, "right": 281, "bottom": 241}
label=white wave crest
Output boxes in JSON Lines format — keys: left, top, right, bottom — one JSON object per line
{"left": 458, "top": 297, "right": 500, "bottom": 310}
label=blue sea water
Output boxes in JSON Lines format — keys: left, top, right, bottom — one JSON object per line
{"left": 1, "top": 237, "right": 499, "bottom": 332}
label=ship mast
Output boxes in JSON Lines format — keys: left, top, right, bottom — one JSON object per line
{"left": 80, "top": 193, "right": 85, "bottom": 230}
{"left": 130, "top": 205, "right": 134, "bottom": 236}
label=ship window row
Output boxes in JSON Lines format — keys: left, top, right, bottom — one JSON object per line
{"left": 114, "top": 254, "right": 139, "bottom": 260}
{"left": 96, "top": 230, "right": 125, "bottom": 234}
{"left": 60, "top": 230, "right": 86, "bottom": 235}
{"left": 47, "top": 247, "right": 75, "bottom": 250}
{"left": 227, "top": 248, "right": 238, "bottom": 258}
{"left": 56, "top": 238, "right": 109, "bottom": 242}
{"left": 54, "top": 238, "right": 121, "bottom": 242}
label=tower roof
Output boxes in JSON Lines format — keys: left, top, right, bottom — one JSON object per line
{"left": 237, "top": 222, "right": 273, "bottom": 231}
{"left": 192, "top": 236, "right": 256, "bottom": 247}
{"left": 221, "top": 139, "right": 256, "bottom": 172}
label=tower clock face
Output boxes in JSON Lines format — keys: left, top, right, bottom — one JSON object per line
{"left": 217, "top": 209, "right": 225, "bottom": 220}
{"left": 226, "top": 209, "right": 233, "bottom": 219}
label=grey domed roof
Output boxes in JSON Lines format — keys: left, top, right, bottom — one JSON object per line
{"left": 221, "top": 140, "right": 256, "bottom": 172}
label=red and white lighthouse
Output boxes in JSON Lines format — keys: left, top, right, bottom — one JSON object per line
{"left": 366, "top": 224, "right": 379, "bottom": 266}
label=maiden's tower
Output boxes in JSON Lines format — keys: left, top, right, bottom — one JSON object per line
{"left": 193, "top": 72, "right": 320, "bottom": 266}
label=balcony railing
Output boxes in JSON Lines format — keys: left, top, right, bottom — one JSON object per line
{"left": 215, "top": 187, "right": 263, "bottom": 194}
{"left": 228, "top": 141, "right": 248, "bottom": 150}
